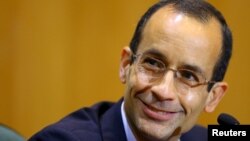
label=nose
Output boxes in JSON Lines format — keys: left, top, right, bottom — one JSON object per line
{"left": 151, "top": 70, "right": 178, "bottom": 101}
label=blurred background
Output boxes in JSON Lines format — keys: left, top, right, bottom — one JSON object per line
{"left": 0, "top": 0, "right": 249, "bottom": 139}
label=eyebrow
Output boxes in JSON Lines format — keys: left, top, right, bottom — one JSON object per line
{"left": 140, "top": 48, "right": 167, "bottom": 60}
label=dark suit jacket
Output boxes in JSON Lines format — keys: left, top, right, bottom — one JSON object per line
{"left": 28, "top": 99, "right": 207, "bottom": 141}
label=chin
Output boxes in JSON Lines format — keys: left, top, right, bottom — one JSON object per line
{"left": 134, "top": 116, "right": 182, "bottom": 141}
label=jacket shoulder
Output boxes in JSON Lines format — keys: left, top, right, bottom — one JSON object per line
{"left": 181, "top": 125, "right": 207, "bottom": 141}
{"left": 28, "top": 101, "right": 115, "bottom": 141}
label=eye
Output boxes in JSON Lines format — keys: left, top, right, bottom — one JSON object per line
{"left": 140, "top": 56, "right": 165, "bottom": 72}
{"left": 178, "top": 69, "right": 200, "bottom": 83}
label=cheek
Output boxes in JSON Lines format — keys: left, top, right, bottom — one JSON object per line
{"left": 123, "top": 69, "right": 147, "bottom": 110}
{"left": 123, "top": 69, "right": 151, "bottom": 124}
{"left": 124, "top": 68, "right": 152, "bottom": 113}
{"left": 179, "top": 91, "right": 208, "bottom": 130}
{"left": 181, "top": 90, "right": 208, "bottom": 115}
{"left": 126, "top": 68, "right": 150, "bottom": 96}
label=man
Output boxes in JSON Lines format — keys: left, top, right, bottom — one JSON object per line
{"left": 29, "top": 0, "right": 232, "bottom": 141}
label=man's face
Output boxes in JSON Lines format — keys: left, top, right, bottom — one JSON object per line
{"left": 120, "top": 6, "right": 226, "bottom": 141}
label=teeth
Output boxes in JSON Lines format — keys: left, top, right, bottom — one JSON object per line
{"left": 149, "top": 105, "right": 166, "bottom": 113}
{"left": 158, "top": 111, "right": 166, "bottom": 115}
{"left": 140, "top": 99, "right": 176, "bottom": 114}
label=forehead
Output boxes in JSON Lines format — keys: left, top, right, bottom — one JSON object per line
{"left": 142, "top": 6, "right": 222, "bottom": 49}
{"left": 137, "top": 5, "right": 222, "bottom": 77}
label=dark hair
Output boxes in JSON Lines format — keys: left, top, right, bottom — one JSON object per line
{"left": 129, "top": 0, "right": 232, "bottom": 91}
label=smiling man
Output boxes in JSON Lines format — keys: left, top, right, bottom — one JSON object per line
{"left": 29, "top": 0, "right": 232, "bottom": 141}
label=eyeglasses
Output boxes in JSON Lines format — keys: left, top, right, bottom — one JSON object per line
{"left": 132, "top": 53, "right": 216, "bottom": 93}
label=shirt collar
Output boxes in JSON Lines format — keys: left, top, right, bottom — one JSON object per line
{"left": 121, "top": 101, "right": 137, "bottom": 141}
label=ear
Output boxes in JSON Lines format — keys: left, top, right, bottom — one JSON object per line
{"left": 119, "top": 47, "right": 132, "bottom": 84}
{"left": 204, "top": 82, "right": 228, "bottom": 113}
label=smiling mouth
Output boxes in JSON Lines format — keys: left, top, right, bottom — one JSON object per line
{"left": 139, "top": 99, "right": 180, "bottom": 121}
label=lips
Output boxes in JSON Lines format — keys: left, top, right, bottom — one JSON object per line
{"left": 138, "top": 99, "right": 180, "bottom": 121}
